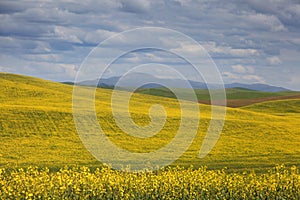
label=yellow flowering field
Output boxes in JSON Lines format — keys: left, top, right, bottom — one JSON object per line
{"left": 1, "top": 73, "right": 300, "bottom": 171}
{"left": 1, "top": 73, "right": 300, "bottom": 199}
{"left": 0, "top": 165, "right": 299, "bottom": 199}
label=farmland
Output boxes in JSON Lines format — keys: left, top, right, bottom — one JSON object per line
{"left": 1, "top": 165, "right": 299, "bottom": 199}
{"left": 0, "top": 73, "right": 300, "bottom": 170}
{"left": 136, "top": 87, "right": 300, "bottom": 107}
{"left": 0, "top": 73, "right": 299, "bottom": 198}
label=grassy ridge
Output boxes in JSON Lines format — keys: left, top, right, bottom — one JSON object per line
{"left": 243, "top": 99, "right": 300, "bottom": 114}
{"left": 135, "top": 87, "right": 300, "bottom": 107}
{"left": 136, "top": 87, "right": 299, "bottom": 100}
{"left": 0, "top": 73, "right": 299, "bottom": 172}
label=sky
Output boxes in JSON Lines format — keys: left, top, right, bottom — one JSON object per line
{"left": 0, "top": 0, "right": 299, "bottom": 90}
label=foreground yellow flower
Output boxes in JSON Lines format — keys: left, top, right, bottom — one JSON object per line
{"left": 0, "top": 165, "right": 299, "bottom": 199}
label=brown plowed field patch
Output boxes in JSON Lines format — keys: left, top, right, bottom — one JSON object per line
{"left": 198, "top": 94, "right": 300, "bottom": 108}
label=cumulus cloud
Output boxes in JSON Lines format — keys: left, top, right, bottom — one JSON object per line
{"left": 243, "top": 13, "right": 287, "bottom": 32}
{"left": 54, "top": 26, "right": 83, "bottom": 44}
{"left": 231, "top": 65, "right": 255, "bottom": 74}
{"left": 222, "top": 63, "right": 264, "bottom": 84}
{"left": 267, "top": 56, "right": 281, "bottom": 65}
{"left": 243, "top": 0, "right": 300, "bottom": 27}
{"left": 0, "top": 0, "right": 299, "bottom": 89}
{"left": 242, "top": 75, "right": 265, "bottom": 83}
{"left": 223, "top": 72, "right": 265, "bottom": 84}
{"left": 222, "top": 72, "right": 239, "bottom": 80}
{"left": 202, "top": 42, "right": 259, "bottom": 57}
{"left": 173, "top": 0, "right": 192, "bottom": 7}
{"left": 84, "top": 29, "right": 117, "bottom": 44}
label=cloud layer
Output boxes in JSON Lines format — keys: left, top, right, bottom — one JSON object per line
{"left": 0, "top": 0, "right": 299, "bottom": 90}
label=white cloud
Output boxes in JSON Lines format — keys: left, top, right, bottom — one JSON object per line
{"left": 242, "top": 75, "right": 265, "bottom": 83}
{"left": 286, "top": 4, "right": 300, "bottom": 17}
{"left": 202, "top": 42, "right": 259, "bottom": 57}
{"left": 231, "top": 65, "right": 255, "bottom": 74}
{"left": 223, "top": 63, "right": 264, "bottom": 84}
{"left": 245, "top": 13, "right": 287, "bottom": 32}
{"left": 231, "top": 65, "right": 247, "bottom": 73}
{"left": 267, "top": 56, "right": 281, "bottom": 65}
{"left": 223, "top": 72, "right": 265, "bottom": 83}
{"left": 54, "top": 26, "right": 83, "bottom": 44}
{"left": 0, "top": 0, "right": 300, "bottom": 89}
{"left": 124, "top": 53, "right": 141, "bottom": 63}
{"left": 173, "top": 0, "right": 192, "bottom": 7}
{"left": 171, "top": 42, "right": 207, "bottom": 58}
{"left": 84, "top": 29, "right": 117, "bottom": 44}
{"left": 244, "top": 0, "right": 300, "bottom": 28}
{"left": 222, "top": 72, "right": 239, "bottom": 79}
{"left": 62, "top": 64, "right": 77, "bottom": 78}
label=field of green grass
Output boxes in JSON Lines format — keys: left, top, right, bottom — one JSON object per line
{"left": 0, "top": 73, "right": 299, "bottom": 172}
{"left": 136, "top": 87, "right": 299, "bottom": 100}
{"left": 243, "top": 99, "right": 300, "bottom": 114}
{"left": 136, "top": 87, "right": 300, "bottom": 107}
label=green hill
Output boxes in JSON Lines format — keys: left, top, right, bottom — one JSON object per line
{"left": 0, "top": 73, "right": 299, "bottom": 172}
{"left": 242, "top": 99, "right": 300, "bottom": 115}
{"left": 136, "top": 87, "right": 299, "bottom": 100}
{"left": 135, "top": 87, "right": 300, "bottom": 107}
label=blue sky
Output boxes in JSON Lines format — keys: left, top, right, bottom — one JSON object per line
{"left": 0, "top": 0, "right": 299, "bottom": 90}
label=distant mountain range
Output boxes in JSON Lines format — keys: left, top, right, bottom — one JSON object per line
{"left": 224, "top": 83, "right": 289, "bottom": 92}
{"left": 66, "top": 73, "right": 289, "bottom": 92}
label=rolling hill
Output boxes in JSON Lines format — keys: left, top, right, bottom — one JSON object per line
{"left": 0, "top": 73, "right": 299, "bottom": 172}
{"left": 242, "top": 99, "right": 300, "bottom": 114}
{"left": 135, "top": 87, "right": 300, "bottom": 107}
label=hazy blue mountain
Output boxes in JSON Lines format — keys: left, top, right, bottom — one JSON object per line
{"left": 225, "top": 83, "right": 289, "bottom": 92}
{"left": 69, "top": 73, "right": 289, "bottom": 92}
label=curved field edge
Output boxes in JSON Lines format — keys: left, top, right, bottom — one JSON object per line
{"left": 0, "top": 73, "right": 299, "bottom": 172}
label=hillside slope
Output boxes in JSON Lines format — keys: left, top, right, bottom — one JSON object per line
{"left": 0, "top": 73, "right": 299, "bottom": 171}
{"left": 136, "top": 87, "right": 300, "bottom": 107}
{"left": 242, "top": 99, "right": 300, "bottom": 114}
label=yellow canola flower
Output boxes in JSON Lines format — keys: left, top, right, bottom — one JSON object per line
{"left": 0, "top": 165, "right": 299, "bottom": 199}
